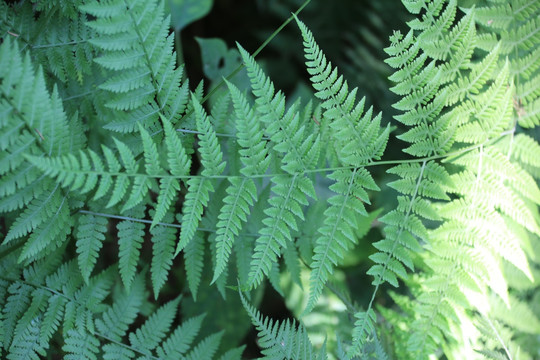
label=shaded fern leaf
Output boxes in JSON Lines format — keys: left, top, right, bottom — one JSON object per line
{"left": 212, "top": 81, "right": 271, "bottom": 283}
{"left": 117, "top": 206, "right": 146, "bottom": 290}
{"left": 175, "top": 94, "right": 226, "bottom": 256}
{"left": 63, "top": 328, "right": 100, "bottom": 360}
{"left": 75, "top": 214, "right": 108, "bottom": 282}
{"left": 295, "top": 17, "right": 390, "bottom": 312}
{"left": 295, "top": 16, "right": 390, "bottom": 166}
{"left": 240, "top": 290, "right": 323, "bottom": 360}
{"left": 80, "top": 0, "right": 189, "bottom": 131}
{"left": 184, "top": 232, "right": 206, "bottom": 300}
{"left": 27, "top": 119, "right": 191, "bottom": 258}
{"left": 150, "top": 213, "right": 177, "bottom": 298}
{"left": 0, "top": 38, "right": 77, "bottom": 263}
{"left": 238, "top": 45, "right": 320, "bottom": 289}
{"left": 1, "top": 254, "right": 116, "bottom": 360}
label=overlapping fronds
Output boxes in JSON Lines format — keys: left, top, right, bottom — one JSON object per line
{"left": 238, "top": 45, "right": 321, "bottom": 289}
{"left": 295, "top": 17, "right": 389, "bottom": 312}
{"left": 374, "top": 1, "right": 540, "bottom": 359}
{"left": 80, "top": 0, "right": 189, "bottom": 132}
{"left": 1, "top": 38, "right": 77, "bottom": 264}
{"left": 0, "top": 248, "right": 238, "bottom": 360}
{"left": 471, "top": 0, "right": 540, "bottom": 128}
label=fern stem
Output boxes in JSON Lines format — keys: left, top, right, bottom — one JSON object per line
{"left": 176, "top": 127, "right": 270, "bottom": 140}
{"left": 485, "top": 316, "right": 513, "bottom": 360}
{"left": 78, "top": 209, "right": 261, "bottom": 237}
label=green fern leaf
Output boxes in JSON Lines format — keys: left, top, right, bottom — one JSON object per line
{"left": 95, "top": 273, "right": 145, "bottom": 342}
{"left": 238, "top": 45, "right": 320, "bottom": 288}
{"left": 150, "top": 218, "right": 177, "bottom": 298}
{"left": 155, "top": 313, "right": 206, "bottom": 359}
{"left": 62, "top": 328, "right": 99, "bottom": 360}
{"left": 117, "top": 217, "right": 145, "bottom": 290}
{"left": 128, "top": 297, "right": 181, "bottom": 353}
{"left": 240, "top": 289, "right": 320, "bottom": 360}
{"left": 184, "top": 232, "right": 205, "bottom": 300}
{"left": 4, "top": 186, "right": 62, "bottom": 243}
{"left": 81, "top": 0, "right": 188, "bottom": 131}
{"left": 185, "top": 331, "right": 224, "bottom": 360}
{"left": 7, "top": 315, "right": 45, "bottom": 360}
{"left": 161, "top": 114, "right": 191, "bottom": 177}
{"left": 175, "top": 95, "right": 226, "bottom": 255}
{"left": 295, "top": 15, "right": 390, "bottom": 166}
{"left": 71, "top": 217, "right": 108, "bottom": 282}
{"left": 211, "top": 81, "right": 270, "bottom": 283}
{"left": 306, "top": 169, "right": 380, "bottom": 312}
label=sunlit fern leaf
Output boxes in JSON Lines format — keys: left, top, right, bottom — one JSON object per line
{"left": 239, "top": 289, "right": 322, "bottom": 360}
{"left": 347, "top": 309, "right": 377, "bottom": 359}
{"left": 282, "top": 239, "right": 303, "bottom": 289}
{"left": 508, "top": 133, "right": 540, "bottom": 179}
{"left": 175, "top": 94, "right": 226, "bottom": 256}
{"left": 212, "top": 81, "right": 270, "bottom": 283}
{"left": 471, "top": 1, "right": 540, "bottom": 129}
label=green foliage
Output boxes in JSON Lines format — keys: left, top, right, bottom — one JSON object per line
{"left": 1, "top": 0, "right": 539, "bottom": 359}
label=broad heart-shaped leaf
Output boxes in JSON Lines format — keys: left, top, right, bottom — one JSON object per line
{"left": 167, "top": 0, "right": 213, "bottom": 31}
{"left": 197, "top": 37, "right": 247, "bottom": 86}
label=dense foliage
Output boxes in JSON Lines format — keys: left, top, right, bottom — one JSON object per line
{"left": 1, "top": 0, "right": 539, "bottom": 359}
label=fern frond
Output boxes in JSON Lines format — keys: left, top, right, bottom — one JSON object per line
{"left": 81, "top": 0, "right": 188, "bottom": 131}
{"left": 75, "top": 214, "right": 108, "bottom": 282}
{"left": 175, "top": 95, "right": 226, "bottom": 255}
{"left": 128, "top": 296, "right": 181, "bottom": 353}
{"left": 238, "top": 45, "right": 319, "bottom": 288}
{"left": 306, "top": 168, "right": 379, "bottom": 312}
{"left": 63, "top": 328, "right": 100, "bottom": 360}
{"left": 212, "top": 81, "right": 270, "bottom": 283}
{"left": 184, "top": 232, "right": 205, "bottom": 300}
{"left": 184, "top": 331, "right": 224, "bottom": 360}
{"left": 295, "top": 16, "right": 390, "bottom": 166}
{"left": 117, "top": 207, "right": 146, "bottom": 290}
{"left": 155, "top": 313, "right": 206, "bottom": 359}
{"left": 95, "top": 273, "right": 145, "bottom": 342}
{"left": 240, "top": 290, "right": 321, "bottom": 360}
{"left": 0, "top": 37, "right": 76, "bottom": 262}
{"left": 150, "top": 213, "right": 177, "bottom": 298}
